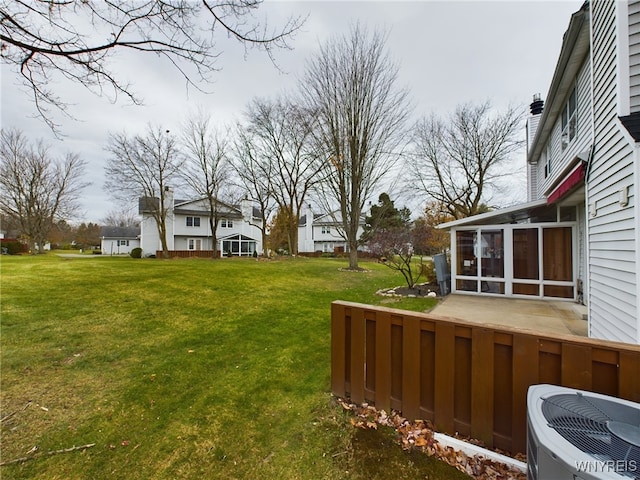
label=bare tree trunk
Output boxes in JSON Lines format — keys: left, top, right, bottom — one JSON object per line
{"left": 301, "top": 25, "right": 411, "bottom": 270}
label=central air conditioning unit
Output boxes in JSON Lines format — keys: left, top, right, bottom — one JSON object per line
{"left": 527, "top": 384, "right": 640, "bottom": 480}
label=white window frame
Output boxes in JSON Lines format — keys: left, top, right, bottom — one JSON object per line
{"left": 221, "top": 219, "right": 233, "bottom": 228}
{"left": 561, "top": 86, "right": 577, "bottom": 150}
{"left": 186, "top": 216, "right": 201, "bottom": 227}
{"left": 187, "top": 238, "right": 202, "bottom": 250}
{"left": 544, "top": 144, "right": 551, "bottom": 179}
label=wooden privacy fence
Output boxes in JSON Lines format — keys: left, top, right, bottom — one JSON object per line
{"left": 330, "top": 300, "right": 640, "bottom": 455}
{"left": 155, "top": 250, "right": 219, "bottom": 258}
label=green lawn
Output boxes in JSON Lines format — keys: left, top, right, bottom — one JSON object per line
{"left": 0, "top": 254, "right": 469, "bottom": 479}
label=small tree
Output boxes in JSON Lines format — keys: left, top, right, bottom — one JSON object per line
{"left": 360, "top": 192, "right": 410, "bottom": 245}
{"left": 75, "top": 222, "right": 101, "bottom": 248}
{"left": 369, "top": 227, "right": 425, "bottom": 289}
{"left": 268, "top": 206, "right": 293, "bottom": 254}
{"left": 411, "top": 201, "right": 453, "bottom": 255}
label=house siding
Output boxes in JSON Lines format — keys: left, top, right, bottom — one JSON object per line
{"left": 589, "top": 0, "right": 639, "bottom": 343}
{"left": 538, "top": 58, "right": 592, "bottom": 198}
{"left": 629, "top": 0, "right": 640, "bottom": 112}
{"left": 140, "top": 197, "right": 262, "bottom": 256}
{"left": 297, "top": 209, "right": 364, "bottom": 254}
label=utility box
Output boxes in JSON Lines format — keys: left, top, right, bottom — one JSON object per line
{"left": 433, "top": 253, "right": 451, "bottom": 296}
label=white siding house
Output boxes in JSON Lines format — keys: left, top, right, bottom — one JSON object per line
{"left": 589, "top": 0, "right": 639, "bottom": 343}
{"left": 440, "top": 1, "right": 640, "bottom": 344}
{"left": 100, "top": 226, "right": 140, "bottom": 255}
{"left": 298, "top": 205, "right": 365, "bottom": 254}
{"left": 140, "top": 189, "right": 263, "bottom": 257}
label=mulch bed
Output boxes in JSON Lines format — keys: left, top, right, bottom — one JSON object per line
{"left": 377, "top": 282, "right": 442, "bottom": 298}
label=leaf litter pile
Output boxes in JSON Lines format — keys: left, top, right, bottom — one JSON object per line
{"left": 336, "top": 396, "right": 526, "bottom": 480}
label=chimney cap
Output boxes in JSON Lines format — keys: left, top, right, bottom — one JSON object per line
{"left": 530, "top": 94, "right": 544, "bottom": 115}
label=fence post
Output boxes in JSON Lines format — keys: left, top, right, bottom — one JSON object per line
{"left": 512, "top": 335, "right": 539, "bottom": 454}
{"left": 374, "top": 310, "right": 392, "bottom": 413}
{"left": 350, "top": 307, "right": 366, "bottom": 404}
{"left": 331, "top": 303, "right": 347, "bottom": 397}
{"left": 619, "top": 351, "right": 640, "bottom": 403}
{"left": 402, "top": 315, "right": 421, "bottom": 421}
{"left": 471, "top": 328, "right": 494, "bottom": 446}
{"left": 434, "top": 322, "right": 455, "bottom": 433}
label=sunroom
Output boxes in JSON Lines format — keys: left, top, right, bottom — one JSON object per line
{"left": 219, "top": 234, "right": 258, "bottom": 257}
{"left": 438, "top": 199, "right": 582, "bottom": 301}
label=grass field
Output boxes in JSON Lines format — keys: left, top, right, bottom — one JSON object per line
{"left": 0, "top": 254, "right": 470, "bottom": 479}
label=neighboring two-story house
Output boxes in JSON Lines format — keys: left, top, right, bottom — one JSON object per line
{"left": 298, "top": 205, "right": 366, "bottom": 254}
{"left": 439, "top": 1, "right": 639, "bottom": 344}
{"left": 140, "top": 188, "right": 263, "bottom": 257}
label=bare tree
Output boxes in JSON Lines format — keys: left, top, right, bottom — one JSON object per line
{"left": 1, "top": 1, "right": 305, "bottom": 133}
{"left": 101, "top": 209, "right": 140, "bottom": 228}
{"left": 181, "top": 112, "right": 233, "bottom": 258}
{"left": 242, "top": 96, "right": 323, "bottom": 255}
{"left": 369, "top": 227, "right": 426, "bottom": 289}
{"left": 231, "top": 122, "right": 276, "bottom": 256}
{"left": 411, "top": 102, "right": 525, "bottom": 220}
{"left": 104, "top": 125, "right": 182, "bottom": 258}
{"left": 301, "top": 25, "right": 411, "bottom": 270}
{"left": 0, "top": 128, "right": 88, "bottom": 253}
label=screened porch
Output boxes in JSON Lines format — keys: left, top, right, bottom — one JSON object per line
{"left": 440, "top": 200, "right": 583, "bottom": 301}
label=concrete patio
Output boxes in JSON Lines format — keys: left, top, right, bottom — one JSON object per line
{"left": 429, "top": 294, "right": 588, "bottom": 337}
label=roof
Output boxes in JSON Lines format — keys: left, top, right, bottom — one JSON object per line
{"left": 299, "top": 210, "right": 366, "bottom": 226}
{"left": 437, "top": 199, "right": 548, "bottom": 229}
{"left": 218, "top": 233, "right": 258, "bottom": 241}
{"left": 619, "top": 112, "right": 640, "bottom": 141}
{"left": 140, "top": 196, "right": 262, "bottom": 218}
{"left": 138, "top": 196, "right": 159, "bottom": 213}
{"left": 101, "top": 226, "right": 140, "bottom": 238}
{"left": 298, "top": 213, "right": 324, "bottom": 226}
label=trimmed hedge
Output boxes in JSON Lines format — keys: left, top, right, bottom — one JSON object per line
{"left": 1, "top": 240, "right": 29, "bottom": 255}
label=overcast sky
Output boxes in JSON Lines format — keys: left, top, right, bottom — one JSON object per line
{"left": 1, "top": 0, "right": 582, "bottom": 224}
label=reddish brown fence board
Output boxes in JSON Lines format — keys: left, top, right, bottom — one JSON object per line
{"left": 331, "top": 300, "right": 640, "bottom": 455}
{"left": 155, "top": 250, "right": 220, "bottom": 258}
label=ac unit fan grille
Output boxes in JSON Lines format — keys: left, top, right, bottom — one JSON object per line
{"left": 541, "top": 393, "right": 640, "bottom": 478}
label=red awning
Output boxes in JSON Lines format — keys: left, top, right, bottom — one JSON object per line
{"left": 547, "top": 162, "right": 586, "bottom": 204}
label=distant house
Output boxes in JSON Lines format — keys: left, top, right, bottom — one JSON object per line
{"left": 439, "top": 1, "right": 639, "bottom": 344}
{"left": 100, "top": 226, "right": 141, "bottom": 255}
{"left": 298, "top": 205, "right": 365, "bottom": 254}
{"left": 139, "top": 189, "right": 263, "bottom": 257}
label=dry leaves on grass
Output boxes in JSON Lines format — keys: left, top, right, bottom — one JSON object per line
{"left": 336, "top": 397, "right": 526, "bottom": 480}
